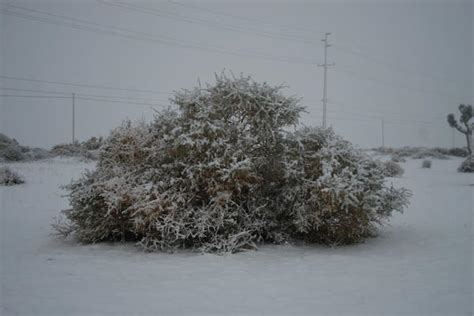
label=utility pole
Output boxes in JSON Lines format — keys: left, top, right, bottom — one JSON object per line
{"left": 72, "top": 93, "right": 76, "bottom": 144}
{"left": 381, "top": 118, "right": 385, "bottom": 147}
{"left": 318, "top": 32, "right": 335, "bottom": 129}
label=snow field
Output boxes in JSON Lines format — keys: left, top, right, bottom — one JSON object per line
{"left": 1, "top": 157, "right": 472, "bottom": 315}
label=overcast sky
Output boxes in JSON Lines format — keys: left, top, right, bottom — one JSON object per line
{"left": 1, "top": 0, "right": 472, "bottom": 149}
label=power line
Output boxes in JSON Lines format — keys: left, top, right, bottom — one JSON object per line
{"left": 7, "top": 5, "right": 459, "bottom": 101}
{"left": 99, "top": 0, "right": 322, "bottom": 46}
{"left": 75, "top": 96, "right": 168, "bottom": 107}
{"left": 167, "top": 0, "right": 322, "bottom": 37}
{"left": 4, "top": 1, "right": 464, "bottom": 93}
{"left": 304, "top": 99, "right": 444, "bottom": 125}
{"left": 167, "top": 0, "right": 466, "bottom": 88}
{"left": 332, "top": 44, "right": 467, "bottom": 88}
{"left": 306, "top": 111, "right": 440, "bottom": 127}
{"left": 334, "top": 67, "right": 468, "bottom": 100}
{"left": 0, "top": 87, "right": 71, "bottom": 95}
{"left": 0, "top": 74, "right": 172, "bottom": 95}
{"left": 326, "top": 99, "right": 447, "bottom": 120}
{"left": 0, "top": 93, "right": 168, "bottom": 107}
{"left": 169, "top": 0, "right": 373, "bottom": 53}
{"left": 311, "top": 107, "right": 441, "bottom": 126}
{"left": 2, "top": 93, "right": 442, "bottom": 126}
{"left": 0, "top": 87, "right": 170, "bottom": 102}
{"left": 0, "top": 5, "right": 316, "bottom": 65}
{"left": 0, "top": 94, "right": 70, "bottom": 99}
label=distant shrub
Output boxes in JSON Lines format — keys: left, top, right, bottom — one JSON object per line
{"left": 82, "top": 137, "right": 103, "bottom": 151}
{"left": 0, "top": 145, "right": 25, "bottom": 161}
{"left": 50, "top": 143, "right": 82, "bottom": 156}
{"left": 50, "top": 137, "right": 103, "bottom": 160}
{"left": 458, "top": 156, "right": 474, "bottom": 173}
{"left": 0, "top": 133, "right": 23, "bottom": 161}
{"left": 0, "top": 133, "right": 13, "bottom": 145}
{"left": 422, "top": 160, "right": 432, "bottom": 168}
{"left": 391, "top": 155, "right": 406, "bottom": 163}
{"left": 383, "top": 161, "right": 404, "bottom": 177}
{"left": 55, "top": 73, "right": 410, "bottom": 253}
{"left": 0, "top": 167, "right": 25, "bottom": 186}
{"left": 25, "top": 148, "right": 51, "bottom": 160}
{"left": 372, "top": 146, "right": 461, "bottom": 160}
{"left": 0, "top": 133, "right": 50, "bottom": 161}
{"left": 50, "top": 143, "right": 94, "bottom": 159}
{"left": 448, "top": 147, "right": 469, "bottom": 158}
{"left": 413, "top": 149, "right": 448, "bottom": 160}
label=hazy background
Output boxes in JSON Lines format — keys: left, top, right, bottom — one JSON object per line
{"left": 1, "top": 0, "right": 472, "bottom": 149}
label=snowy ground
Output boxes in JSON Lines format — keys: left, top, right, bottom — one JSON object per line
{"left": 1, "top": 157, "right": 472, "bottom": 316}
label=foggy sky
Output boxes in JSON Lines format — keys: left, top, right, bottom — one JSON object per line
{"left": 1, "top": 0, "right": 472, "bottom": 149}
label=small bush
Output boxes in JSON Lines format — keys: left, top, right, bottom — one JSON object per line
{"left": 55, "top": 74, "right": 410, "bottom": 253}
{"left": 25, "top": 148, "right": 51, "bottom": 160}
{"left": 50, "top": 143, "right": 94, "bottom": 160}
{"left": 0, "top": 167, "right": 25, "bottom": 186}
{"left": 383, "top": 161, "right": 404, "bottom": 177}
{"left": 50, "top": 137, "right": 103, "bottom": 160}
{"left": 391, "top": 155, "right": 406, "bottom": 163}
{"left": 422, "top": 160, "right": 432, "bottom": 168}
{"left": 448, "top": 147, "right": 469, "bottom": 158}
{"left": 458, "top": 156, "right": 474, "bottom": 173}
{"left": 0, "top": 145, "right": 25, "bottom": 161}
{"left": 50, "top": 143, "right": 83, "bottom": 156}
{"left": 82, "top": 137, "right": 103, "bottom": 151}
{"left": 372, "top": 146, "right": 465, "bottom": 160}
{"left": 413, "top": 149, "right": 448, "bottom": 160}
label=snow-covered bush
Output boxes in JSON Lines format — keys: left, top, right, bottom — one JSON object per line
{"left": 458, "top": 156, "right": 474, "bottom": 173}
{"left": 0, "top": 133, "right": 25, "bottom": 161}
{"left": 0, "top": 133, "right": 50, "bottom": 161}
{"left": 283, "top": 128, "right": 410, "bottom": 245}
{"left": 82, "top": 136, "right": 103, "bottom": 151}
{"left": 412, "top": 149, "right": 448, "bottom": 160}
{"left": 372, "top": 146, "right": 462, "bottom": 160}
{"left": 50, "top": 137, "right": 103, "bottom": 160}
{"left": 0, "top": 145, "right": 25, "bottom": 161}
{"left": 55, "top": 73, "right": 410, "bottom": 253}
{"left": 0, "top": 167, "right": 25, "bottom": 186}
{"left": 447, "top": 147, "right": 469, "bottom": 158}
{"left": 422, "top": 160, "right": 432, "bottom": 168}
{"left": 382, "top": 161, "right": 404, "bottom": 177}
{"left": 50, "top": 142, "right": 94, "bottom": 160}
{"left": 50, "top": 142, "right": 83, "bottom": 156}
{"left": 24, "top": 147, "right": 50, "bottom": 160}
{"left": 391, "top": 154, "right": 406, "bottom": 163}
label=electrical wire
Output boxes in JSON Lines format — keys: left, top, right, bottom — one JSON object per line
{"left": 0, "top": 74, "right": 172, "bottom": 95}
{"left": 0, "top": 5, "right": 316, "bottom": 65}
{"left": 98, "top": 0, "right": 321, "bottom": 46}
{"left": 0, "top": 87, "right": 170, "bottom": 102}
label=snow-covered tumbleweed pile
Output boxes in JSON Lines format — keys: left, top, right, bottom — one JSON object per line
{"left": 55, "top": 74, "right": 410, "bottom": 253}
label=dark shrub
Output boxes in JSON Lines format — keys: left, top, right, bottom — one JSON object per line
{"left": 0, "top": 167, "right": 25, "bottom": 185}
{"left": 422, "top": 160, "right": 432, "bottom": 168}
{"left": 382, "top": 161, "right": 404, "bottom": 177}
{"left": 391, "top": 155, "right": 406, "bottom": 163}
{"left": 458, "top": 156, "right": 474, "bottom": 173}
